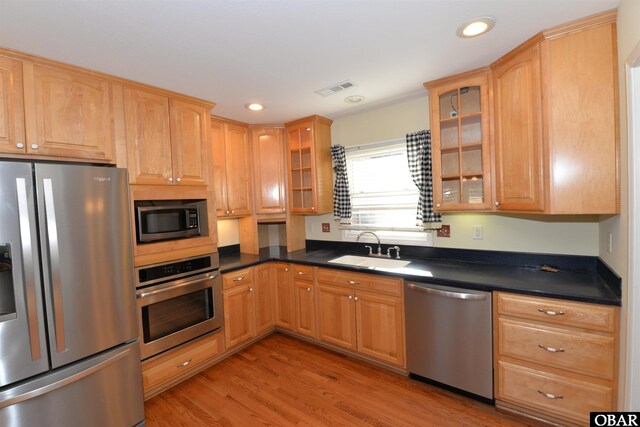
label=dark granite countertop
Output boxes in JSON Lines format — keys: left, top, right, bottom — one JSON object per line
{"left": 219, "top": 245, "right": 621, "bottom": 306}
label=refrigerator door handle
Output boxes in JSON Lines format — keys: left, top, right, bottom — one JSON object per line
{"left": 16, "top": 178, "right": 42, "bottom": 361}
{"left": 0, "top": 348, "right": 130, "bottom": 409}
{"left": 43, "top": 178, "right": 66, "bottom": 353}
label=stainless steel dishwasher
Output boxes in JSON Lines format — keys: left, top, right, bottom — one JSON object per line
{"left": 405, "top": 282, "right": 493, "bottom": 401}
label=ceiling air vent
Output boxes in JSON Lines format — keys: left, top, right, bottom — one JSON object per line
{"left": 314, "top": 80, "right": 358, "bottom": 97}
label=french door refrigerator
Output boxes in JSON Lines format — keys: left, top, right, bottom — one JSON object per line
{"left": 0, "top": 161, "right": 145, "bottom": 426}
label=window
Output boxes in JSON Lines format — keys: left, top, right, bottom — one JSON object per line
{"left": 342, "top": 140, "right": 432, "bottom": 245}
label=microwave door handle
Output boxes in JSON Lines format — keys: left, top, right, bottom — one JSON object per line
{"left": 16, "top": 178, "right": 42, "bottom": 361}
{"left": 136, "top": 273, "right": 218, "bottom": 299}
{"left": 43, "top": 178, "right": 66, "bottom": 353}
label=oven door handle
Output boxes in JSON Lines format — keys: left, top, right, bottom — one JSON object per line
{"left": 136, "top": 273, "right": 218, "bottom": 300}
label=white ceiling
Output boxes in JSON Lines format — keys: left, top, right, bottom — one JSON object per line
{"left": 0, "top": 0, "right": 620, "bottom": 125}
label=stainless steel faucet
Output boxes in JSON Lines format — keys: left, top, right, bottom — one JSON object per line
{"left": 387, "top": 245, "right": 401, "bottom": 259}
{"left": 356, "top": 231, "right": 382, "bottom": 257}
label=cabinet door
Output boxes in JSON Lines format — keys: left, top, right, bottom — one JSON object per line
{"left": 123, "top": 88, "right": 172, "bottom": 185}
{"left": 252, "top": 127, "right": 287, "bottom": 214}
{"left": 317, "top": 285, "right": 357, "bottom": 351}
{"left": 211, "top": 119, "right": 228, "bottom": 216}
{"left": 492, "top": 44, "right": 544, "bottom": 212}
{"left": 169, "top": 100, "right": 209, "bottom": 186}
{"left": 224, "top": 123, "right": 252, "bottom": 216}
{"left": 356, "top": 292, "right": 405, "bottom": 367}
{"left": 274, "top": 263, "right": 294, "bottom": 330}
{"left": 253, "top": 264, "right": 276, "bottom": 334}
{"left": 293, "top": 278, "right": 316, "bottom": 338}
{"left": 286, "top": 123, "right": 317, "bottom": 213}
{"left": 0, "top": 56, "right": 26, "bottom": 155}
{"left": 23, "top": 63, "right": 115, "bottom": 162}
{"left": 223, "top": 283, "right": 255, "bottom": 348}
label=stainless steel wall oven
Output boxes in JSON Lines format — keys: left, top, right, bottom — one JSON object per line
{"left": 135, "top": 254, "right": 222, "bottom": 360}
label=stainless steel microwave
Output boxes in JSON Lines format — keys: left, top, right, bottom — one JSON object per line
{"left": 135, "top": 200, "right": 207, "bottom": 243}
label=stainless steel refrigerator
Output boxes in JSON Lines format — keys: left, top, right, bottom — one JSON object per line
{"left": 0, "top": 162, "right": 145, "bottom": 426}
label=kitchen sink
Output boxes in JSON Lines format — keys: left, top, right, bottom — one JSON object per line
{"left": 327, "top": 255, "right": 411, "bottom": 269}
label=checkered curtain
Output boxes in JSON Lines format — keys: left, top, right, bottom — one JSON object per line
{"left": 406, "top": 130, "right": 442, "bottom": 229}
{"left": 330, "top": 145, "right": 351, "bottom": 224}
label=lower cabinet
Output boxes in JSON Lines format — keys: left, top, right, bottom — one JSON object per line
{"left": 273, "top": 262, "right": 295, "bottom": 330}
{"left": 316, "top": 268, "right": 405, "bottom": 367}
{"left": 222, "top": 266, "right": 275, "bottom": 349}
{"left": 141, "top": 331, "right": 224, "bottom": 399}
{"left": 493, "top": 292, "right": 619, "bottom": 425}
{"left": 292, "top": 264, "right": 317, "bottom": 338}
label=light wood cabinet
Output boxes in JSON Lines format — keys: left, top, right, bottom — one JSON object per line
{"left": 315, "top": 268, "right": 405, "bottom": 367}
{"left": 273, "top": 263, "right": 295, "bottom": 330}
{"left": 0, "top": 55, "right": 26, "bottom": 155}
{"left": 493, "top": 292, "right": 619, "bottom": 425}
{"left": 141, "top": 331, "right": 224, "bottom": 399}
{"left": 285, "top": 115, "right": 333, "bottom": 214}
{"left": 425, "top": 69, "right": 493, "bottom": 211}
{"left": 252, "top": 126, "right": 287, "bottom": 215}
{"left": 254, "top": 263, "right": 276, "bottom": 334}
{"left": 125, "top": 88, "right": 209, "bottom": 186}
{"left": 292, "top": 265, "right": 317, "bottom": 338}
{"left": 223, "top": 268, "right": 256, "bottom": 349}
{"left": 211, "top": 118, "right": 253, "bottom": 217}
{"left": 492, "top": 42, "right": 545, "bottom": 212}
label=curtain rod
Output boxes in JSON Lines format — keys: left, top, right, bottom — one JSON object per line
{"left": 342, "top": 137, "right": 406, "bottom": 153}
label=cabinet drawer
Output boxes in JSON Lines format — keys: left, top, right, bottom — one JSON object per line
{"left": 292, "top": 264, "right": 314, "bottom": 281}
{"left": 223, "top": 268, "right": 253, "bottom": 290}
{"left": 496, "top": 292, "right": 616, "bottom": 333}
{"left": 316, "top": 268, "right": 402, "bottom": 297}
{"left": 142, "top": 333, "right": 223, "bottom": 393}
{"left": 498, "top": 361, "right": 614, "bottom": 424}
{"left": 498, "top": 319, "right": 615, "bottom": 380}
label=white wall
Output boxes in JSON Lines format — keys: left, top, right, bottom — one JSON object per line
{"left": 217, "top": 218, "right": 240, "bottom": 247}
{"left": 306, "top": 94, "right": 601, "bottom": 256}
{"left": 603, "top": 0, "right": 640, "bottom": 409}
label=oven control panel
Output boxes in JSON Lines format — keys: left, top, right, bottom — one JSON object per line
{"left": 136, "top": 254, "right": 217, "bottom": 287}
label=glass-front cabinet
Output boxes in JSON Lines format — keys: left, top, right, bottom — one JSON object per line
{"left": 425, "top": 69, "right": 492, "bottom": 211}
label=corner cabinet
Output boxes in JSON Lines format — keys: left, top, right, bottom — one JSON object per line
{"left": 211, "top": 118, "right": 253, "bottom": 217}
{"left": 251, "top": 126, "right": 287, "bottom": 215}
{"left": 285, "top": 115, "right": 333, "bottom": 214}
{"left": 425, "top": 69, "right": 493, "bottom": 211}
{"left": 124, "top": 88, "right": 211, "bottom": 186}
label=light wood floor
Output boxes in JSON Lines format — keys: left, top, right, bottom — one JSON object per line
{"left": 145, "top": 333, "right": 539, "bottom": 426}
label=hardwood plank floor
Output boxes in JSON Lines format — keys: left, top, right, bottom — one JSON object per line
{"left": 145, "top": 333, "right": 540, "bottom": 426}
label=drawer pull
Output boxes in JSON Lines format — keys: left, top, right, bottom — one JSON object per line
{"left": 177, "top": 359, "right": 192, "bottom": 368}
{"left": 233, "top": 277, "right": 245, "bottom": 282}
{"left": 538, "top": 389, "right": 563, "bottom": 400}
{"left": 298, "top": 271, "right": 306, "bottom": 276}
{"left": 347, "top": 280, "right": 360, "bottom": 285}
{"left": 538, "top": 308, "right": 565, "bottom": 316}
{"left": 538, "top": 344, "right": 565, "bottom": 353}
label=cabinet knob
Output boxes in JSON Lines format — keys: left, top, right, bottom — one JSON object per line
{"left": 231, "top": 210, "right": 235, "bottom": 214}
{"left": 168, "top": 177, "right": 173, "bottom": 182}
{"left": 348, "top": 295, "right": 353, "bottom": 300}
{"left": 285, "top": 268, "right": 289, "bottom": 272}
{"left": 176, "top": 177, "right": 181, "bottom": 183}
{"left": 282, "top": 208, "right": 286, "bottom": 212}
{"left": 16, "top": 142, "right": 24, "bottom": 149}
{"left": 306, "top": 287, "right": 311, "bottom": 292}
{"left": 226, "top": 210, "right": 230, "bottom": 215}
{"left": 249, "top": 287, "right": 253, "bottom": 293}
{"left": 354, "top": 296, "right": 359, "bottom": 301}
{"left": 436, "top": 203, "right": 441, "bottom": 208}
{"left": 31, "top": 144, "right": 39, "bottom": 150}
{"left": 495, "top": 201, "right": 501, "bottom": 206}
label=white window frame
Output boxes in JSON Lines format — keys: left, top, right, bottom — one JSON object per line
{"left": 340, "top": 139, "right": 433, "bottom": 246}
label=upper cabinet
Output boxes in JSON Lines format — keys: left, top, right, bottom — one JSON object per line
{"left": 211, "top": 118, "right": 253, "bottom": 217}
{"left": 125, "top": 88, "right": 210, "bottom": 186}
{"left": 492, "top": 43, "right": 545, "bottom": 212}
{"left": 285, "top": 115, "right": 333, "bottom": 214}
{"left": 251, "top": 126, "right": 287, "bottom": 215}
{"left": 425, "top": 69, "right": 493, "bottom": 211}
{"left": 425, "top": 10, "right": 619, "bottom": 215}
{"left": 0, "top": 56, "right": 26, "bottom": 155}
{"left": 0, "top": 55, "right": 115, "bottom": 163}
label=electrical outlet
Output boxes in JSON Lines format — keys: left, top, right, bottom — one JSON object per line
{"left": 436, "top": 224, "right": 450, "bottom": 238}
{"left": 472, "top": 225, "right": 483, "bottom": 240}
{"left": 322, "top": 223, "right": 330, "bottom": 233}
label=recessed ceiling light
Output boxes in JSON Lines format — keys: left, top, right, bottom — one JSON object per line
{"left": 245, "top": 103, "right": 264, "bottom": 111}
{"left": 344, "top": 95, "right": 365, "bottom": 104}
{"left": 457, "top": 17, "right": 495, "bottom": 38}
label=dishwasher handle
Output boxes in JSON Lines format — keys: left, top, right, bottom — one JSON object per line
{"left": 406, "top": 283, "right": 487, "bottom": 301}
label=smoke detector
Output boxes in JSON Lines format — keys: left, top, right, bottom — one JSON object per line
{"left": 314, "top": 80, "right": 358, "bottom": 97}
